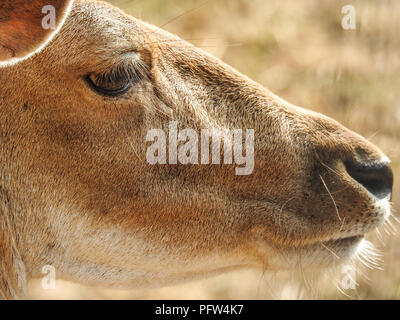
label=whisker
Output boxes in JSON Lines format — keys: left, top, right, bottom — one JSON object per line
{"left": 320, "top": 242, "right": 340, "bottom": 260}
{"left": 357, "top": 240, "right": 383, "bottom": 270}
{"left": 315, "top": 154, "right": 342, "bottom": 178}
{"left": 389, "top": 212, "right": 400, "bottom": 224}
{"left": 383, "top": 217, "right": 397, "bottom": 236}
{"left": 366, "top": 129, "right": 382, "bottom": 141}
{"left": 278, "top": 197, "right": 295, "bottom": 228}
{"left": 155, "top": 44, "right": 243, "bottom": 49}
{"left": 145, "top": 37, "right": 224, "bottom": 46}
{"left": 256, "top": 259, "right": 268, "bottom": 298}
{"left": 335, "top": 281, "right": 356, "bottom": 299}
{"left": 319, "top": 174, "right": 342, "bottom": 222}
{"left": 339, "top": 217, "right": 346, "bottom": 233}
{"left": 375, "top": 228, "right": 385, "bottom": 246}
{"left": 148, "top": 0, "right": 210, "bottom": 37}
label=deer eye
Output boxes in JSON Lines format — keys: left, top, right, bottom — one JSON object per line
{"left": 85, "top": 73, "right": 132, "bottom": 97}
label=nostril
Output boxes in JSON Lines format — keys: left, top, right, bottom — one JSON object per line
{"left": 345, "top": 161, "right": 393, "bottom": 200}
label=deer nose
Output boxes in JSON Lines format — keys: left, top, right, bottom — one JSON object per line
{"left": 345, "top": 161, "right": 393, "bottom": 200}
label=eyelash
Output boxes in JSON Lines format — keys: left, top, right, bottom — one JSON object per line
{"left": 85, "top": 62, "right": 149, "bottom": 98}
{"left": 84, "top": 74, "right": 132, "bottom": 97}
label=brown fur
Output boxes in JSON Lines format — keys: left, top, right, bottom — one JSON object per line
{"left": 0, "top": 0, "right": 392, "bottom": 299}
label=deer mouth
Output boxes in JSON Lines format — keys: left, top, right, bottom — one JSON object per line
{"left": 266, "top": 203, "right": 388, "bottom": 270}
{"left": 268, "top": 234, "right": 367, "bottom": 271}
{"left": 316, "top": 235, "right": 367, "bottom": 266}
{"left": 321, "top": 235, "right": 364, "bottom": 250}
{"left": 312, "top": 197, "right": 390, "bottom": 259}
{"left": 329, "top": 195, "right": 391, "bottom": 241}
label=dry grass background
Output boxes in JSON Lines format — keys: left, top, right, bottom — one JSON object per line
{"left": 29, "top": 0, "right": 400, "bottom": 299}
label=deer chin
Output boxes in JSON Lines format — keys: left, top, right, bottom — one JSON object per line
{"left": 266, "top": 235, "right": 365, "bottom": 271}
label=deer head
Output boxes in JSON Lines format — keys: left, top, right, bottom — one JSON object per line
{"left": 0, "top": 0, "right": 393, "bottom": 299}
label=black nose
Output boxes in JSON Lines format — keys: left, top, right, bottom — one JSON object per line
{"left": 345, "top": 161, "right": 393, "bottom": 200}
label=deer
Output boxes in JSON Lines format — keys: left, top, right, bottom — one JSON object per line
{"left": 0, "top": 0, "right": 393, "bottom": 299}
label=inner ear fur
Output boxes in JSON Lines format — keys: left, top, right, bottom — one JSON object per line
{"left": 0, "top": 0, "right": 73, "bottom": 66}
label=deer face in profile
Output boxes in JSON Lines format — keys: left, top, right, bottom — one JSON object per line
{"left": 0, "top": 0, "right": 393, "bottom": 298}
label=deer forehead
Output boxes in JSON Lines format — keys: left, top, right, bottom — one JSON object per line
{"left": 40, "top": 1, "right": 151, "bottom": 71}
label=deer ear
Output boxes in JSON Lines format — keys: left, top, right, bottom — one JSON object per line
{"left": 0, "top": 0, "right": 73, "bottom": 66}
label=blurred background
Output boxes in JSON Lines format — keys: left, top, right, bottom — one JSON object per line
{"left": 29, "top": 0, "right": 400, "bottom": 299}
